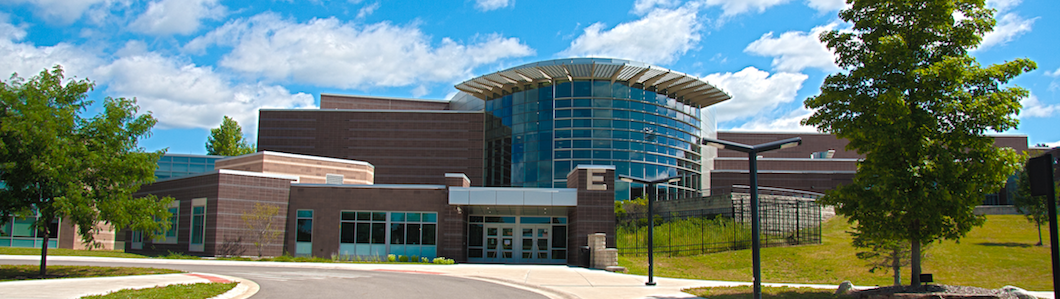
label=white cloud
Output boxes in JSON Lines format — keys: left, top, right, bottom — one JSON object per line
{"left": 986, "top": 0, "right": 1021, "bottom": 13}
{"left": 475, "top": 0, "right": 512, "bottom": 11}
{"left": 1019, "top": 94, "right": 1059, "bottom": 119}
{"left": 977, "top": 13, "right": 1036, "bottom": 51}
{"left": 186, "top": 13, "right": 534, "bottom": 89}
{"left": 0, "top": 22, "right": 100, "bottom": 80}
{"left": 9, "top": 0, "right": 113, "bottom": 24}
{"left": 93, "top": 53, "right": 314, "bottom": 131}
{"left": 744, "top": 23, "right": 839, "bottom": 72}
{"left": 632, "top": 0, "right": 681, "bottom": 15}
{"left": 700, "top": 0, "right": 793, "bottom": 17}
{"left": 726, "top": 106, "right": 818, "bottom": 132}
{"left": 1043, "top": 140, "right": 1060, "bottom": 148}
{"left": 804, "top": 0, "right": 846, "bottom": 13}
{"left": 130, "top": 0, "right": 226, "bottom": 35}
{"left": 562, "top": 7, "right": 700, "bottom": 65}
{"left": 357, "top": 2, "right": 380, "bottom": 18}
{"left": 705, "top": 66, "right": 808, "bottom": 123}
{"left": 1046, "top": 67, "right": 1060, "bottom": 77}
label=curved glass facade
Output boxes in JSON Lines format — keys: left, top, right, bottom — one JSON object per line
{"left": 477, "top": 79, "right": 706, "bottom": 200}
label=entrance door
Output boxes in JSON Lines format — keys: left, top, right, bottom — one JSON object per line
{"left": 519, "top": 225, "right": 551, "bottom": 260}
{"left": 484, "top": 224, "right": 516, "bottom": 261}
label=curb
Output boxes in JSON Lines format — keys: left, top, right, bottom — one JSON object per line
{"left": 194, "top": 273, "right": 259, "bottom": 299}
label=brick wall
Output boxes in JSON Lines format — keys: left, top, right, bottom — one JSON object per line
{"left": 565, "top": 166, "right": 616, "bottom": 266}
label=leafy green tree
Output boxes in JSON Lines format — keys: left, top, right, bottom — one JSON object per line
{"left": 803, "top": 0, "right": 1035, "bottom": 286}
{"left": 853, "top": 237, "right": 929, "bottom": 286}
{"left": 1012, "top": 169, "right": 1057, "bottom": 246}
{"left": 206, "top": 116, "right": 255, "bottom": 156}
{"left": 0, "top": 66, "right": 173, "bottom": 276}
{"left": 241, "top": 202, "right": 283, "bottom": 257}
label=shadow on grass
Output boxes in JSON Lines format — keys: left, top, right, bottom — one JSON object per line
{"left": 975, "top": 242, "right": 1035, "bottom": 248}
{"left": 686, "top": 286, "right": 841, "bottom": 299}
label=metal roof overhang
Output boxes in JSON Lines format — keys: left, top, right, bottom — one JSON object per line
{"left": 454, "top": 58, "right": 732, "bottom": 108}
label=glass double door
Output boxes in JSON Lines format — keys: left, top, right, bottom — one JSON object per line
{"left": 484, "top": 223, "right": 551, "bottom": 262}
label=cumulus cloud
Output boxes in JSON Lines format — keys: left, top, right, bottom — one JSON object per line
{"left": 726, "top": 106, "right": 818, "bottom": 132}
{"left": 0, "top": 22, "right": 100, "bottom": 79}
{"left": 475, "top": 0, "right": 512, "bottom": 11}
{"left": 562, "top": 7, "right": 700, "bottom": 65}
{"left": 93, "top": 53, "right": 314, "bottom": 131}
{"left": 744, "top": 23, "right": 839, "bottom": 72}
{"left": 705, "top": 66, "right": 808, "bottom": 123}
{"left": 357, "top": 2, "right": 380, "bottom": 18}
{"left": 700, "top": 0, "right": 793, "bottom": 17}
{"left": 9, "top": 0, "right": 114, "bottom": 24}
{"left": 978, "top": 13, "right": 1036, "bottom": 51}
{"left": 804, "top": 0, "right": 846, "bottom": 13}
{"left": 1019, "top": 94, "right": 1059, "bottom": 119}
{"left": 186, "top": 13, "right": 534, "bottom": 89}
{"left": 986, "top": 0, "right": 1021, "bottom": 13}
{"left": 632, "top": 0, "right": 681, "bottom": 15}
{"left": 130, "top": 0, "right": 226, "bottom": 35}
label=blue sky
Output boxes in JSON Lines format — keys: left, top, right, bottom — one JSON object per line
{"left": 2, "top": 0, "right": 1057, "bottom": 155}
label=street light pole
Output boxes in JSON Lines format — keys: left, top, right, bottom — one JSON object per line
{"left": 703, "top": 137, "right": 801, "bottom": 299}
{"left": 619, "top": 174, "right": 681, "bottom": 287}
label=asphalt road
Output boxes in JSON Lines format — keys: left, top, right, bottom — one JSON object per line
{"left": 0, "top": 258, "right": 548, "bottom": 299}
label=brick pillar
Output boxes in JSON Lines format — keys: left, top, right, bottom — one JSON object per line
{"left": 442, "top": 173, "right": 469, "bottom": 262}
{"left": 565, "top": 165, "right": 616, "bottom": 266}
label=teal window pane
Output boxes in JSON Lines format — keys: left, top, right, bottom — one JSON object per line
{"left": 555, "top": 82, "right": 571, "bottom": 98}
{"left": 12, "top": 218, "right": 35, "bottom": 237}
{"left": 407, "top": 213, "right": 421, "bottom": 222}
{"left": 592, "top": 81, "right": 611, "bottom": 97}
{"left": 357, "top": 212, "right": 371, "bottom": 221}
{"left": 341, "top": 211, "right": 357, "bottom": 220}
{"left": 573, "top": 81, "right": 591, "bottom": 97}
{"left": 372, "top": 212, "right": 386, "bottom": 221}
{"left": 423, "top": 213, "right": 437, "bottom": 223}
{"left": 391, "top": 212, "right": 405, "bottom": 222}
{"left": 298, "top": 210, "right": 314, "bottom": 218}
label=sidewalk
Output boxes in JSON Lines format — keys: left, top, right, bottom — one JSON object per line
{"left": 0, "top": 270, "right": 258, "bottom": 299}
{"left": 0, "top": 255, "right": 1052, "bottom": 299}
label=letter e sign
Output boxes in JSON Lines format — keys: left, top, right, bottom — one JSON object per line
{"left": 587, "top": 169, "right": 607, "bottom": 190}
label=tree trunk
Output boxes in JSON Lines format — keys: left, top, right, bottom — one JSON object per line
{"left": 892, "top": 247, "right": 901, "bottom": 286}
{"left": 910, "top": 238, "right": 921, "bottom": 286}
{"left": 39, "top": 218, "right": 51, "bottom": 277}
{"left": 1037, "top": 221, "right": 1043, "bottom": 246}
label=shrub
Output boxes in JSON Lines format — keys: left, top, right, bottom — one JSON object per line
{"left": 421, "top": 257, "right": 429, "bottom": 263}
{"left": 432, "top": 257, "right": 455, "bottom": 265}
{"left": 410, "top": 255, "right": 419, "bottom": 263}
{"left": 387, "top": 254, "right": 397, "bottom": 262}
{"left": 398, "top": 255, "right": 409, "bottom": 262}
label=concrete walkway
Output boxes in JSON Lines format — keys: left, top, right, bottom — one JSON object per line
{"left": 0, "top": 255, "right": 1052, "bottom": 299}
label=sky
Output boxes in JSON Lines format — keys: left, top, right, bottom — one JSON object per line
{"left": 2, "top": 0, "right": 1057, "bottom": 155}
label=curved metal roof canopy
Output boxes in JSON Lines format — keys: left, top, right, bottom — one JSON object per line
{"left": 454, "top": 58, "right": 732, "bottom": 108}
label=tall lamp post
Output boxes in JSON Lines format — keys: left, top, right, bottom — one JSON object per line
{"left": 702, "top": 137, "right": 802, "bottom": 299}
{"left": 618, "top": 174, "right": 681, "bottom": 286}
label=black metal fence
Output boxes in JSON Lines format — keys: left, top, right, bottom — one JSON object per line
{"left": 616, "top": 185, "right": 823, "bottom": 256}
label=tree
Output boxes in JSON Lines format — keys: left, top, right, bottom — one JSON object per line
{"left": 1012, "top": 169, "right": 1057, "bottom": 246}
{"left": 241, "top": 202, "right": 282, "bottom": 257}
{"left": 803, "top": 0, "right": 1036, "bottom": 286}
{"left": 206, "top": 116, "right": 255, "bottom": 156}
{"left": 0, "top": 66, "right": 173, "bottom": 276}
{"left": 854, "top": 237, "right": 930, "bottom": 286}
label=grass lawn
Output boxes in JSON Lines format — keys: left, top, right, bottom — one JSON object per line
{"left": 0, "top": 265, "right": 182, "bottom": 281}
{"left": 81, "top": 282, "right": 238, "bottom": 299}
{"left": 619, "top": 215, "right": 1052, "bottom": 291}
{"left": 0, "top": 247, "right": 148, "bottom": 259}
{"left": 685, "top": 286, "right": 841, "bottom": 299}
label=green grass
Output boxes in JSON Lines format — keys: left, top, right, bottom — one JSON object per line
{"left": 685, "top": 286, "right": 841, "bottom": 299}
{"left": 80, "top": 282, "right": 238, "bottom": 299}
{"left": 619, "top": 215, "right": 1052, "bottom": 291}
{"left": 0, "top": 265, "right": 183, "bottom": 281}
{"left": 0, "top": 247, "right": 148, "bottom": 258}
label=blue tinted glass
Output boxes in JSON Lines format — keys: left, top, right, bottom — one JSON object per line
{"left": 501, "top": 95, "right": 512, "bottom": 107}
{"left": 556, "top": 82, "right": 572, "bottom": 98}
{"left": 555, "top": 140, "right": 572, "bottom": 148}
{"left": 407, "top": 213, "right": 421, "bottom": 222}
{"left": 573, "top": 150, "right": 591, "bottom": 159}
{"left": 573, "top": 81, "right": 591, "bottom": 97}
{"left": 614, "top": 99, "right": 630, "bottom": 109}
{"left": 555, "top": 119, "right": 571, "bottom": 128}
{"left": 592, "top": 81, "right": 611, "bottom": 97}
{"left": 391, "top": 212, "right": 405, "bottom": 221}
{"left": 593, "top": 150, "right": 611, "bottom": 159}
{"left": 555, "top": 99, "right": 571, "bottom": 108}
{"left": 573, "top": 109, "right": 591, "bottom": 117}
{"left": 593, "top": 139, "right": 610, "bottom": 148}
{"left": 593, "top": 109, "right": 612, "bottom": 118}
{"left": 555, "top": 109, "right": 572, "bottom": 118}
{"left": 172, "top": 156, "right": 189, "bottom": 163}
{"left": 613, "top": 83, "right": 630, "bottom": 98}
{"left": 556, "top": 130, "right": 572, "bottom": 138}
{"left": 157, "top": 162, "right": 171, "bottom": 171}
{"left": 572, "top": 130, "right": 591, "bottom": 138}
{"left": 298, "top": 210, "right": 314, "bottom": 218}
{"left": 572, "top": 119, "right": 591, "bottom": 128}
{"left": 573, "top": 99, "right": 591, "bottom": 107}
{"left": 592, "top": 129, "right": 610, "bottom": 138}
{"left": 424, "top": 213, "right": 437, "bottom": 223}
{"left": 613, "top": 151, "right": 630, "bottom": 160}
{"left": 555, "top": 150, "right": 572, "bottom": 159}
{"left": 592, "top": 98, "right": 611, "bottom": 108}
{"left": 189, "top": 164, "right": 206, "bottom": 173}
{"left": 514, "top": 92, "right": 526, "bottom": 105}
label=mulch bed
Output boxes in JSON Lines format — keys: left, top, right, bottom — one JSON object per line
{"left": 850, "top": 285, "right": 1019, "bottom": 299}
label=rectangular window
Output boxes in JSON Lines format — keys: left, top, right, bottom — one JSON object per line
{"left": 190, "top": 198, "right": 206, "bottom": 252}
{"left": 296, "top": 210, "right": 313, "bottom": 242}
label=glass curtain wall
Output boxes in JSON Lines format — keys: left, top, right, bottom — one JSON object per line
{"left": 483, "top": 80, "right": 703, "bottom": 200}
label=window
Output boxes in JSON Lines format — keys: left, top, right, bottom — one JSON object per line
{"left": 190, "top": 198, "right": 206, "bottom": 252}
{"left": 155, "top": 201, "right": 179, "bottom": 244}
{"left": 338, "top": 211, "right": 438, "bottom": 257}
{"left": 296, "top": 210, "right": 313, "bottom": 242}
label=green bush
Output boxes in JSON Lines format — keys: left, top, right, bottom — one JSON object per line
{"left": 432, "top": 257, "right": 455, "bottom": 264}
{"left": 387, "top": 254, "right": 397, "bottom": 262}
{"left": 420, "top": 257, "right": 429, "bottom": 263}
{"left": 398, "top": 255, "right": 409, "bottom": 262}
{"left": 410, "top": 255, "right": 419, "bottom": 263}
